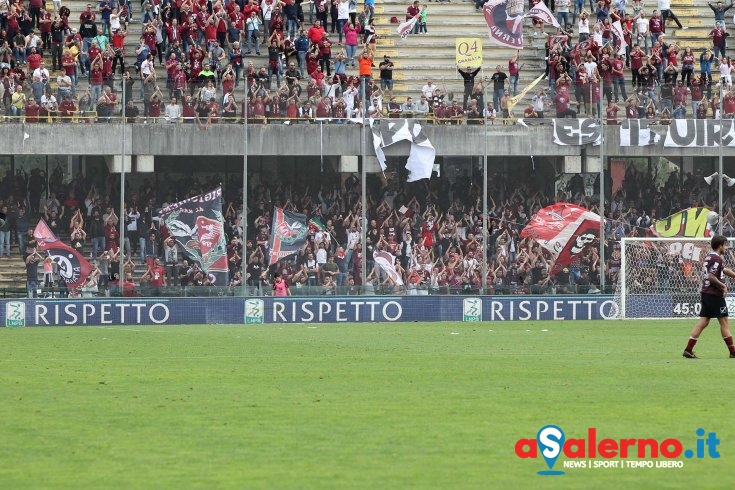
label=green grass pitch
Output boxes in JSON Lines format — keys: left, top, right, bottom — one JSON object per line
{"left": 0, "top": 320, "right": 732, "bottom": 489}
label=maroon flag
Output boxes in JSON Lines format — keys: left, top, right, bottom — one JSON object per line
{"left": 520, "top": 203, "right": 601, "bottom": 275}
{"left": 33, "top": 219, "right": 93, "bottom": 289}
{"left": 483, "top": 0, "right": 524, "bottom": 49}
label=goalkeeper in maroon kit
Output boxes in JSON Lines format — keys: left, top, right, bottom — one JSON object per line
{"left": 683, "top": 235, "right": 735, "bottom": 358}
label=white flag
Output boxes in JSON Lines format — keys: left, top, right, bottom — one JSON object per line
{"left": 611, "top": 21, "right": 628, "bottom": 56}
{"left": 371, "top": 119, "right": 436, "bottom": 182}
{"left": 373, "top": 250, "right": 404, "bottom": 285}
{"left": 524, "top": 2, "right": 561, "bottom": 29}
{"left": 397, "top": 16, "right": 419, "bottom": 39}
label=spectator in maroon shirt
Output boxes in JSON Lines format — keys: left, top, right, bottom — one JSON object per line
{"left": 649, "top": 10, "right": 663, "bottom": 45}
{"left": 318, "top": 32, "right": 333, "bottom": 76}
{"left": 554, "top": 90, "right": 577, "bottom": 118}
{"left": 406, "top": 1, "right": 420, "bottom": 35}
{"left": 710, "top": 22, "right": 728, "bottom": 59}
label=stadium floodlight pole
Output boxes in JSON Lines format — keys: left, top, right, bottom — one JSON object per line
{"left": 361, "top": 83, "right": 367, "bottom": 291}
{"left": 482, "top": 83, "right": 488, "bottom": 295}
{"left": 599, "top": 95, "right": 605, "bottom": 293}
{"left": 243, "top": 82, "right": 249, "bottom": 297}
{"left": 119, "top": 77, "right": 126, "bottom": 284}
{"left": 719, "top": 83, "right": 724, "bottom": 234}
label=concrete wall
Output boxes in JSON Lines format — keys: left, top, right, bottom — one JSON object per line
{"left": 3, "top": 123, "right": 733, "bottom": 159}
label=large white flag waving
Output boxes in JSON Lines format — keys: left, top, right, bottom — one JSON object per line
{"left": 397, "top": 15, "right": 419, "bottom": 39}
{"left": 371, "top": 119, "right": 436, "bottom": 182}
{"left": 524, "top": 2, "right": 561, "bottom": 29}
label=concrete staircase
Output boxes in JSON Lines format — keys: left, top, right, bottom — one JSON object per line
{"left": 374, "top": 0, "right": 545, "bottom": 101}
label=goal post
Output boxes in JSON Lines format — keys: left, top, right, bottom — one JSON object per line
{"left": 616, "top": 237, "right": 733, "bottom": 319}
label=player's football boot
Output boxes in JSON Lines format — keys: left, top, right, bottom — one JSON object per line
{"left": 682, "top": 351, "right": 698, "bottom": 359}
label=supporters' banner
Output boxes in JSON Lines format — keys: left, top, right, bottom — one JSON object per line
{"left": 455, "top": 38, "right": 483, "bottom": 68}
{"left": 159, "top": 187, "right": 229, "bottom": 285}
{"left": 611, "top": 20, "right": 628, "bottom": 55}
{"left": 507, "top": 73, "right": 544, "bottom": 112}
{"left": 524, "top": 2, "right": 561, "bottom": 28}
{"left": 371, "top": 119, "right": 436, "bottom": 182}
{"left": 521, "top": 203, "right": 601, "bottom": 275}
{"left": 571, "top": 39, "right": 592, "bottom": 60}
{"left": 483, "top": 0, "right": 524, "bottom": 49}
{"left": 664, "top": 119, "right": 735, "bottom": 147}
{"left": 650, "top": 207, "right": 719, "bottom": 238}
{"left": 397, "top": 15, "right": 419, "bottom": 39}
{"left": 373, "top": 250, "right": 404, "bottom": 286}
{"left": 619, "top": 119, "right": 661, "bottom": 146}
{"left": 33, "top": 219, "right": 93, "bottom": 289}
{"left": 268, "top": 207, "right": 308, "bottom": 266}
{"left": 552, "top": 119, "right": 602, "bottom": 146}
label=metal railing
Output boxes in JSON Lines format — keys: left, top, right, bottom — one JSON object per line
{"left": 3, "top": 283, "right": 616, "bottom": 300}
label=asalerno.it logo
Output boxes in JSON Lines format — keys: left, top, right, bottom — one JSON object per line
{"left": 516, "top": 425, "right": 720, "bottom": 475}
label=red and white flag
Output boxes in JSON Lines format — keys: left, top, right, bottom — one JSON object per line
{"left": 483, "top": 0, "right": 524, "bottom": 49}
{"left": 33, "top": 218, "right": 56, "bottom": 244}
{"left": 611, "top": 20, "right": 628, "bottom": 55}
{"left": 33, "top": 219, "right": 93, "bottom": 289}
{"left": 520, "top": 203, "right": 601, "bottom": 275}
{"left": 397, "top": 15, "right": 419, "bottom": 39}
{"left": 524, "top": 2, "right": 561, "bottom": 29}
{"left": 373, "top": 250, "right": 404, "bottom": 285}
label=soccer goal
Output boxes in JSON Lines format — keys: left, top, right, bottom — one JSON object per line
{"left": 616, "top": 237, "right": 735, "bottom": 319}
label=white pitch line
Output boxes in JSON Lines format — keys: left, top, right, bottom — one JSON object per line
{"left": 0, "top": 355, "right": 252, "bottom": 362}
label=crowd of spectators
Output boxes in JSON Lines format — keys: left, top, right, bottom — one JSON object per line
{"left": 2, "top": 0, "right": 735, "bottom": 297}
{"left": 0, "top": 0, "right": 391, "bottom": 124}
{"left": 3, "top": 155, "right": 734, "bottom": 298}
{"left": 2, "top": 0, "right": 735, "bottom": 124}
{"left": 469, "top": 0, "right": 735, "bottom": 122}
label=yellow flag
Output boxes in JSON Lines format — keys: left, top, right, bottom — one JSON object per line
{"left": 507, "top": 74, "right": 545, "bottom": 113}
{"left": 455, "top": 38, "right": 483, "bottom": 68}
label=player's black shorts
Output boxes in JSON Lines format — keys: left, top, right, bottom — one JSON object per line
{"left": 700, "top": 293, "right": 728, "bottom": 318}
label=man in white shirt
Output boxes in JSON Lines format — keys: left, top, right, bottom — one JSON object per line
{"left": 164, "top": 97, "right": 181, "bottom": 122}
{"left": 56, "top": 72, "right": 72, "bottom": 99}
{"left": 32, "top": 62, "right": 50, "bottom": 84}
{"left": 421, "top": 79, "right": 437, "bottom": 99}
{"left": 634, "top": 11, "right": 650, "bottom": 53}
{"left": 25, "top": 30, "right": 42, "bottom": 56}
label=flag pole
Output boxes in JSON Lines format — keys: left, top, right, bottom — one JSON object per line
{"left": 118, "top": 77, "right": 126, "bottom": 289}
{"left": 243, "top": 81, "right": 249, "bottom": 297}
{"left": 361, "top": 84, "right": 367, "bottom": 291}
{"left": 482, "top": 81, "right": 488, "bottom": 294}
{"left": 599, "top": 89, "right": 605, "bottom": 293}
{"left": 719, "top": 83, "right": 724, "bottom": 234}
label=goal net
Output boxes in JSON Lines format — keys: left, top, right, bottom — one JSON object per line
{"left": 616, "top": 237, "right": 735, "bottom": 319}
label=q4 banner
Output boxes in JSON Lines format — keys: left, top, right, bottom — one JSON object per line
{"left": 1, "top": 296, "right": 622, "bottom": 327}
